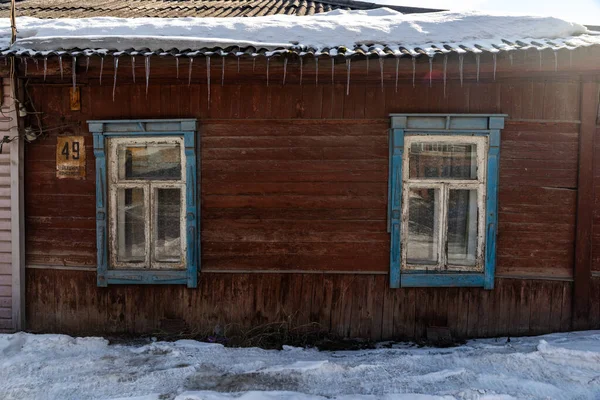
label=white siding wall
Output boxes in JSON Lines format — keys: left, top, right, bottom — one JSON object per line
{"left": 0, "top": 79, "right": 15, "bottom": 332}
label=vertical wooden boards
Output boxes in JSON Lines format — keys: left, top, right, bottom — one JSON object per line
{"left": 573, "top": 79, "right": 599, "bottom": 330}
{"left": 26, "top": 269, "right": 577, "bottom": 341}
{"left": 392, "top": 288, "right": 416, "bottom": 340}
{"left": 493, "top": 279, "right": 512, "bottom": 336}
{"left": 529, "top": 280, "right": 552, "bottom": 336}
{"left": 560, "top": 282, "right": 573, "bottom": 332}
{"left": 589, "top": 277, "right": 600, "bottom": 329}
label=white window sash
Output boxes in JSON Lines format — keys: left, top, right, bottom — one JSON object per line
{"left": 150, "top": 182, "right": 187, "bottom": 270}
{"left": 109, "top": 183, "right": 150, "bottom": 269}
{"left": 401, "top": 135, "right": 487, "bottom": 272}
{"left": 107, "top": 136, "right": 187, "bottom": 270}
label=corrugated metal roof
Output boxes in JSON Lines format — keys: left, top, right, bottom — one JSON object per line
{"left": 4, "top": 36, "right": 598, "bottom": 59}
{"left": 0, "top": 0, "right": 442, "bottom": 18}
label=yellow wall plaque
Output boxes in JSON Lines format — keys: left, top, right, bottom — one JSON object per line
{"left": 56, "top": 136, "right": 86, "bottom": 179}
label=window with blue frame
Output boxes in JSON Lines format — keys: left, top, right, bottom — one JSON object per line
{"left": 88, "top": 119, "right": 199, "bottom": 288}
{"left": 388, "top": 114, "right": 505, "bottom": 289}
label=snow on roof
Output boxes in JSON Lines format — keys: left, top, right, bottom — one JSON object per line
{"left": 0, "top": 8, "right": 598, "bottom": 58}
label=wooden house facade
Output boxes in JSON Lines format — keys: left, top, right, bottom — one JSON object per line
{"left": 2, "top": 3, "right": 600, "bottom": 341}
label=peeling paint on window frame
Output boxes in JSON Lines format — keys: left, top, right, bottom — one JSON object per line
{"left": 401, "top": 135, "right": 487, "bottom": 274}
{"left": 387, "top": 114, "right": 505, "bottom": 289}
{"left": 108, "top": 136, "right": 187, "bottom": 271}
{"left": 88, "top": 119, "right": 198, "bottom": 288}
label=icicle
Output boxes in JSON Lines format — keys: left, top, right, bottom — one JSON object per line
{"left": 144, "top": 56, "right": 150, "bottom": 96}
{"left": 443, "top": 55, "right": 448, "bottom": 97}
{"left": 283, "top": 57, "right": 288, "bottom": 85}
{"left": 412, "top": 56, "right": 416, "bottom": 88}
{"left": 59, "top": 56, "right": 63, "bottom": 80}
{"left": 366, "top": 56, "right": 369, "bottom": 76}
{"left": 221, "top": 56, "right": 225, "bottom": 86}
{"left": 112, "top": 57, "right": 119, "bottom": 102}
{"left": 475, "top": 54, "right": 480, "bottom": 83}
{"left": 299, "top": 57, "right": 303, "bottom": 86}
{"left": 394, "top": 57, "right": 399, "bottom": 93}
{"left": 331, "top": 57, "right": 335, "bottom": 84}
{"left": 99, "top": 57, "right": 104, "bottom": 85}
{"left": 266, "top": 57, "right": 270, "bottom": 87}
{"left": 188, "top": 58, "right": 194, "bottom": 87}
{"left": 553, "top": 51, "right": 558, "bottom": 72}
{"left": 206, "top": 56, "right": 211, "bottom": 108}
{"left": 509, "top": 53, "right": 513, "bottom": 66}
{"left": 458, "top": 54, "right": 464, "bottom": 87}
{"left": 492, "top": 53, "right": 497, "bottom": 81}
{"left": 72, "top": 56, "right": 76, "bottom": 91}
{"left": 315, "top": 57, "right": 319, "bottom": 86}
{"left": 176, "top": 57, "right": 179, "bottom": 80}
{"left": 379, "top": 58, "right": 384, "bottom": 93}
{"left": 23, "top": 58, "right": 27, "bottom": 76}
{"left": 131, "top": 56, "right": 136, "bottom": 83}
{"left": 569, "top": 51, "right": 573, "bottom": 68}
{"left": 33, "top": 57, "right": 39, "bottom": 71}
{"left": 237, "top": 56, "right": 240, "bottom": 73}
{"left": 538, "top": 49, "right": 542, "bottom": 70}
{"left": 252, "top": 57, "right": 256, "bottom": 72}
{"left": 428, "top": 56, "right": 433, "bottom": 88}
{"left": 43, "top": 57, "right": 47, "bottom": 82}
{"left": 85, "top": 56, "right": 90, "bottom": 73}
{"left": 345, "top": 58, "right": 351, "bottom": 96}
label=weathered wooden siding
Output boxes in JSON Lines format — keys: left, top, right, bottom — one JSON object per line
{"left": 26, "top": 269, "right": 573, "bottom": 340}
{"left": 582, "top": 78, "right": 600, "bottom": 329}
{"left": 21, "top": 50, "right": 598, "bottom": 338}
{"left": 0, "top": 78, "right": 13, "bottom": 332}
{"left": 591, "top": 90, "right": 600, "bottom": 276}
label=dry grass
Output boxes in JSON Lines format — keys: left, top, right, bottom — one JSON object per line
{"left": 141, "top": 315, "right": 376, "bottom": 351}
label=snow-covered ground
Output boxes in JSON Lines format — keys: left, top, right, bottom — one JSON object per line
{"left": 3, "top": 331, "right": 600, "bottom": 400}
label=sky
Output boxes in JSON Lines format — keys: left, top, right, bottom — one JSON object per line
{"left": 374, "top": 0, "right": 600, "bottom": 25}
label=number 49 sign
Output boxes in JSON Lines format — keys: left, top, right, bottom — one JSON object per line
{"left": 56, "top": 136, "right": 86, "bottom": 179}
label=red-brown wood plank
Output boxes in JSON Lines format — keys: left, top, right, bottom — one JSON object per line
{"left": 573, "top": 79, "right": 598, "bottom": 329}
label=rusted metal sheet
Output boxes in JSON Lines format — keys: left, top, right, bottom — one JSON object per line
{"left": 70, "top": 87, "right": 80, "bottom": 111}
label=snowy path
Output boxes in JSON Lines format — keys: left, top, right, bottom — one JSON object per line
{"left": 2, "top": 331, "right": 600, "bottom": 400}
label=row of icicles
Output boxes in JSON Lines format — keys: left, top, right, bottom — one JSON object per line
{"left": 14, "top": 49, "right": 571, "bottom": 104}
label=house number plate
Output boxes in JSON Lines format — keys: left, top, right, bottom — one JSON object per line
{"left": 56, "top": 136, "right": 86, "bottom": 179}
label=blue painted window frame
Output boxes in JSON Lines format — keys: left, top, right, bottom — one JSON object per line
{"left": 387, "top": 114, "right": 506, "bottom": 289}
{"left": 88, "top": 119, "right": 199, "bottom": 288}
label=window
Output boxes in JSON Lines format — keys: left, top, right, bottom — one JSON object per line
{"left": 388, "top": 114, "right": 505, "bottom": 289}
{"left": 89, "top": 119, "right": 198, "bottom": 287}
{"left": 109, "top": 137, "right": 186, "bottom": 269}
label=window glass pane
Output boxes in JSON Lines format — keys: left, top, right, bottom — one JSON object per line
{"left": 447, "top": 189, "right": 478, "bottom": 266}
{"left": 409, "top": 142, "right": 477, "bottom": 180}
{"left": 407, "top": 188, "right": 439, "bottom": 265}
{"left": 116, "top": 188, "right": 146, "bottom": 263}
{"left": 154, "top": 188, "right": 182, "bottom": 263}
{"left": 118, "top": 143, "right": 181, "bottom": 180}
